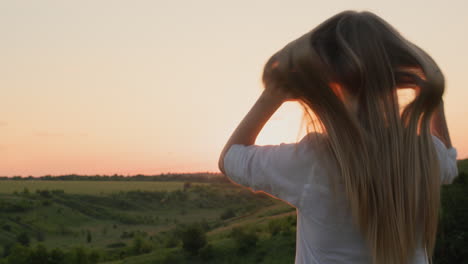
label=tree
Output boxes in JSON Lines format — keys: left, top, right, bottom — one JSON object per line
{"left": 30, "top": 244, "right": 48, "bottom": 264}
{"left": 220, "top": 208, "right": 236, "bottom": 220}
{"left": 231, "top": 226, "right": 258, "bottom": 255}
{"left": 199, "top": 244, "right": 214, "bottom": 261}
{"left": 16, "top": 232, "right": 30, "bottom": 246}
{"left": 71, "top": 247, "right": 89, "bottom": 264}
{"left": 130, "top": 236, "right": 152, "bottom": 255}
{"left": 86, "top": 230, "right": 92, "bottom": 243}
{"left": 434, "top": 172, "right": 468, "bottom": 263}
{"left": 2, "top": 243, "right": 13, "bottom": 258}
{"left": 183, "top": 182, "right": 192, "bottom": 191}
{"left": 181, "top": 223, "right": 207, "bottom": 255}
{"left": 36, "top": 231, "right": 45, "bottom": 242}
{"left": 88, "top": 250, "right": 100, "bottom": 263}
{"left": 6, "top": 243, "right": 31, "bottom": 264}
{"left": 49, "top": 248, "right": 66, "bottom": 264}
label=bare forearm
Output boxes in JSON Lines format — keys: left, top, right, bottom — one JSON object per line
{"left": 218, "top": 90, "right": 284, "bottom": 174}
{"left": 430, "top": 100, "right": 453, "bottom": 149}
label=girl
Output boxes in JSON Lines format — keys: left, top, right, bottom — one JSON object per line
{"left": 218, "top": 10, "right": 458, "bottom": 264}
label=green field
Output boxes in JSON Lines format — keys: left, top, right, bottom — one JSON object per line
{"left": 0, "top": 179, "right": 296, "bottom": 263}
{"left": 0, "top": 163, "right": 466, "bottom": 264}
{"left": 0, "top": 180, "right": 207, "bottom": 195}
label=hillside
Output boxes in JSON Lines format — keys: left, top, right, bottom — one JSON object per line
{"left": 0, "top": 181, "right": 296, "bottom": 263}
{"left": 458, "top": 158, "right": 468, "bottom": 174}
{"left": 0, "top": 168, "right": 466, "bottom": 264}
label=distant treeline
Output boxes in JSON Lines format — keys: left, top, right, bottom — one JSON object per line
{"left": 0, "top": 172, "right": 229, "bottom": 182}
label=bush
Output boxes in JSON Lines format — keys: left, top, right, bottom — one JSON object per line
{"left": 434, "top": 172, "right": 468, "bottom": 264}
{"left": 69, "top": 246, "right": 100, "bottom": 264}
{"left": 35, "top": 231, "right": 45, "bottom": 242}
{"left": 220, "top": 208, "right": 236, "bottom": 220}
{"left": 230, "top": 226, "right": 258, "bottom": 255}
{"left": 181, "top": 223, "right": 207, "bottom": 255}
{"left": 2, "top": 224, "right": 11, "bottom": 232}
{"left": 267, "top": 217, "right": 293, "bottom": 236}
{"left": 130, "top": 236, "right": 152, "bottom": 255}
{"left": 106, "top": 242, "right": 126, "bottom": 248}
{"left": 36, "top": 190, "right": 52, "bottom": 198}
{"left": 86, "top": 230, "right": 92, "bottom": 243}
{"left": 161, "top": 250, "right": 185, "bottom": 264}
{"left": 2, "top": 243, "right": 13, "bottom": 258}
{"left": 41, "top": 199, "right": 52, "bottom": 206}
{"left": 49, "top": 248, "right": 66, "bottom": 264}
{"left": 30, "top": 244, "right": 48, "bottom": 264}
{"left": 6, "top": 243, "right": 31, "bottom": 264}
{"left": 16, "top": 232, "right": 30, "bottom": 247}
{"left": 199, "top": 243, "right": 214, "bottom": 261}
{"left": 164, "top": 234, "right": 180, "bottom": 248}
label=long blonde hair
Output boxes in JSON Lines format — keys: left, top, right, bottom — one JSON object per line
{"left": 262, "top": 10, "right": 444, "bottom": 264}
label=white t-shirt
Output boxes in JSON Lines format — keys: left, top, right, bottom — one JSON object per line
{"left": 223, "top": 132, "right": 459, "bottom": 264}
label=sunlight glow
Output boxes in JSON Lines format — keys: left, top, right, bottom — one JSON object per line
{"left": 256, "top": 89, "right": 417, "bottom": 146}
{"left": 256, "top": 102, "right": 307, "bottom": 145}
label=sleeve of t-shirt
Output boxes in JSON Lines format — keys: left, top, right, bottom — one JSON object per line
{"left": 222, "top": 133, "right": 320, "bottom": 208}
{"left": 431, "top": 135, "right": 459, "bottom": 185}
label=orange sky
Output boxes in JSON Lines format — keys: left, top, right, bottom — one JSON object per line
{"left": 1, "top": 1, "right": 467, "bottom": 176}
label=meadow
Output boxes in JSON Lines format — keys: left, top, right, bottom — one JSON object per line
{"left": 0, "top": 180, "right": 206, "bottom": 195}
{"left": 0, "top": 161, "right": 467, "bottom": 264}
{"left": 0, "top": 177, "right": 298, "bottom": 263}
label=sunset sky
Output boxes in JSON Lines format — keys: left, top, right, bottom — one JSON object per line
{"left": 1, "top": 0, "right": 467, "bottom": 176}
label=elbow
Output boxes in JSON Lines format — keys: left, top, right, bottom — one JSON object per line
{"left": 219, "top": 144, "right": 234, "bottom": 175}
{"left": 218, "top": 153, "right": 226, "bottom": 175}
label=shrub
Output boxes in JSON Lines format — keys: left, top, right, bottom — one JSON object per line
{"left": 36, "top": 231, "right": 45, "bottom": 242}
{"left": 164, "top": 234, "right": 180, "bottom": 248}
{"left": 220, "top": 208, "right": 236, "bottom": 220}
{"left": 199, "top": 243, "right": 214, "bottom": 261}
{"left": 230, "top": 226, "right": 258, "bottom": 255}
{"left": 6, "top": 243, "right": 31, "bottom": 264}
{"left": 2, "top": 224, "right": 11, "bottom": 232}
{"left": 434, "top": 172, "right": 468, "bottom": 264}
{"left": 181, "top": 223, "right": 207, "bottom": 255}
{"left": 16, "top": 232, "right": 30, "bottom": 247}
{"left": 69, "top": 246, "right": 100, "bottom": 264}
{"left": 86, "top": 230, "right": 92, "bottom": 243}
{"left": 161, "top": 250, "right": 185, "bottom": 264}
{"left": 49, "top": 248, "right": 66, "bottom": 264}
{"left": 267, "top": 218, "right": 293, "bottom": 236}
{"left": 36, "top": 189, "right": 52, "bottom": 198}
{"left": 30, "top": 244, "right": 48, "bottom": 264}
{"left": 106, "top": 242, "right": 126, "bottom": 248}
{"left": 130, "top": 236, "right": 152, "bottom": 255}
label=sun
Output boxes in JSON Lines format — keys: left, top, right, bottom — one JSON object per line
{"left": 256, "top": 102, "right": 309, "bottom": 145}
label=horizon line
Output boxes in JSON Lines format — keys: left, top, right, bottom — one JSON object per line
{"left": 0, "top": 171, "right": 224, "bottom": 178}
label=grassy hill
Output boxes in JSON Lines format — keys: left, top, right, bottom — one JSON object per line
{"left": 0, "top": 180, "right": 206, "bottom": 195}
{"left": 0, "top": 180, "right": 296, "bottom": 263}
{"left": 0, "top": 165, "right": 466, "bottom": 264}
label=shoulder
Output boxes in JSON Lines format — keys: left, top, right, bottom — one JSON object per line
{"left": 301, "top": 131, "right": 328, "bottom": 144}
{"left": 273, "top": 132, "right": 330, "bottom": 168}
{"left": 297, "top": 132, "right": 329, "bottom": 153}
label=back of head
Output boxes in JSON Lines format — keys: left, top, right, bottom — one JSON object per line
{"left": 262, "top": 10, "right": 444, "bottom": 264}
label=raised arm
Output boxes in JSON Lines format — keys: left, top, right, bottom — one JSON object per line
{"left": 430, "top": 99, "right": 453, "bottom": 149}
{"left": 218, "top": 84, "right": 296, "bottom": 175}
{"left": 218, "top": 89, "right": 284, "bottom": 174}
